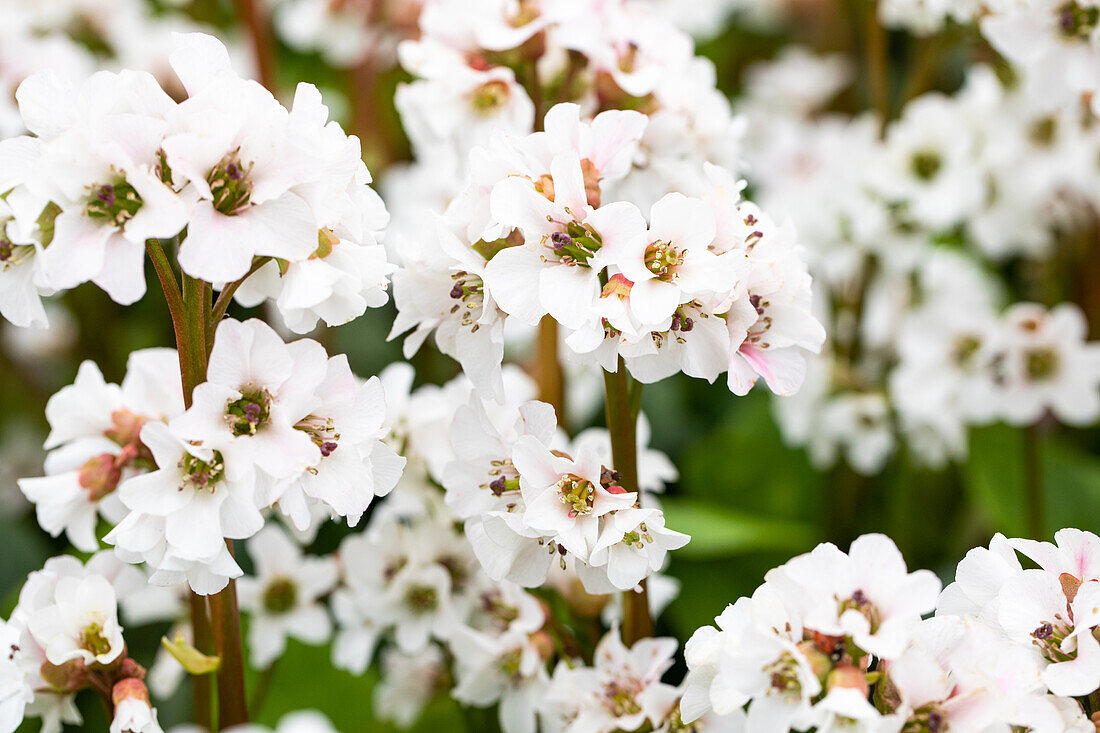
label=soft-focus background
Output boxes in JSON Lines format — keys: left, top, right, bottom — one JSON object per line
{"left": 3, "top": 0, "right": 1099, "bottom": 730}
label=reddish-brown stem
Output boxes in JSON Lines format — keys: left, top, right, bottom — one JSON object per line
{"left": 187, "top": 594, "right": 215, "bottom": 730}
{"left": 602, "top": 359, "right": 653, "bottom": 644}
{"left": 536, "top": 316, "right": 566, "bottom": 423}
{"left": 207, "top": 257, "right": 271, "bottom": 352}
{"left": 234, "top": 0, "right": 278, "bottom": 93}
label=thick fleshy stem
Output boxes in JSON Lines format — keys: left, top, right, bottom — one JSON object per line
{"left": 181, "top": 274, "right": 250, "bottom": 729}
{"left": 537, "top": 316, "right": 566, "bottom": 423}
{"left": 234, "top": 0, "right": 278, "bottom": 93}
{"left": 207, "top": 256, "right": 271, "bottom": 354}
{"left": 147, "top": 240, "right": 216, "bottom": 730}
{"left": 602, "top": 358, "right": 653, "bottom": 644}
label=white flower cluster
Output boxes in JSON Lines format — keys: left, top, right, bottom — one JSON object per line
{"left": 682, "top": 532, "right": 1099, "bottom": 732}
{"left": 221, "top": 363, "right": 684, "bottom": 731}
{"left": 19, "top": 318, "right": 404, "bottom": 595}
{"left": 0, "top": 32, "right": 393, "bottom": 333}
{"left": 738, "top": 49, "right": 1100, "bottom": 474}
{"left": 392, "top": 102, "right": 824, "bottom": 402}
{"left": 387, "top": 0, "right": 745, "bottom": 235}
{"left": 0, "top": 552, "right": 163, "bottom": 733}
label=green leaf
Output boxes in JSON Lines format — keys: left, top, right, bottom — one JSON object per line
{"left": 961, "top": 424, "right": 1028, "bottom": 537}
{"left": 660, "top": 497, "right": 815, "bottom": 559}
{"left": 161, "top": 635, "right": 221, "bottom": 675}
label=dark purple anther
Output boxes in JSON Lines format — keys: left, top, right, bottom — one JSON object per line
{"left": 1061, "top": 8, "right": 1076, "bottom": 32}
{"left": 320, "top": 441, "right": 338, "bottom": 457}
{"left": 928, "top": 712, "right": 943, "bottom": 732}
{"left": 227, "top": 162, "right": 243, "bottom": 180}
{"left": 852, "top": 589, "right": 867, "bottom": 605}
{"left": 681, "top": 317, "right": 694, "bottom": 332}
{"left": 750, "top": 294, "right": 763, "bottom": 314}
{"left": 489, "top": 476, "right": 506, "bottom": 496}
{"left": 244, "top": 402, "right": 262, "bottom": 424}
{"left": 0, "top": 240, "right": 12, "bottom": 261}
{"left": 671, "top": 313, "right": 681, "bottom": 331}
{"left": 1032, "top": 622, "right": 1054, "bottom": 640}
{"left": 550, "top": 231, "right": 573, "bottom": 248}
{"left": 98, "top": 185, "right": 116, "bottom": 208}
{"left": 450, "top": 283, "right": 464, "bottom": 299}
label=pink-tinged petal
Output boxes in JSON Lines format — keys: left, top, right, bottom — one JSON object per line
{"left": 178, "top": 204, "right": 256, "bottom": 282}
{"left": 169, "top": 32, "right": 235, "bottom": 96}
{"left": 165, "top": 490, "right": 226, "bottom": 560}
{"left": 629, "top": 278, "right": 680, "bottom": 326}
{"left": 92, "top": 234, "right": 146, "bottom": 305}
{"left": 489, "top": 177, "right": 557, "bottom": 241}
{"left": 549, "top": 151, "right": 589, "bottom": 215}
{"left": 588, "top": 109, "right": 647, "bottom": 179}
{"left": 540, "top": 265, "right": 599, "bottom": 330}
{"left": 726, "top": 353, "right": 759, "bottom": 396}
{"left": 585, "top": 201, "right": 647, "bottom": 266}
{"left": 240, "top": 193, "right": 317, "bottom": 263}
{"left": 648, "top": 193, "right": 716, "bottom": 251}
{"left": 740, "top": 344, "right": 807, "bottom": 396}
{"left": 43, "top": 210, "right": 112, "bottom": 290}
{"left": 482, "top": 245, "right": 547, "bottom": 326}
{"left": 512, "top": 435, "right": 568, "bottom": 488}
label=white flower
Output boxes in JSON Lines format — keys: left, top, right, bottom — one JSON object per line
{"left": 389, "top": 218, "right": 508, "bottom": 401}
{"left": 515, "top": 436, "right": 636, "bottom": 562}
{"left": 373, "top": 645, "right": 445, "bottom": 729}
{"left": 579, "top": 507, "right": 689, "bottom": 592}
{"left": 110, "top": 680, "right": 162, "bottom": 733}
{"left": 483, "top": 153, "right": 647, "bottom": 330}
{"left": 237, "top": 525, "right": 338, "bottom": 669}
{"left": 106, "top": 420, "right": 261, "bottom": 592}
{"left": 170, "top": 318, "right": 324, "bottom": 482}
{"left": 981, "top": 0, "right": 1100, "bottom": 111}
{"left": 20, "top": 349, "right": 183, "bottom": 552}
{"left": 768, "top": 533, "right": 941, "bottom": 659}
{"left": 995, "top": 303, "right": 1100, "bottom": 427}
{"left": 616, "top": 193, "right": 741, "bottom": 326}
{"left": 542, "top": 631, "right": 681, "bottom": 733}
{"left": 161, "top": 34, "right": 322, "bottom": 282}
{"left": 0, "top": 620, "right": 32, "bottom": 733}
{"left": 27, "top": 574, "right": 125, "bottom": 667}
{"left": 450, "top": 628, "right": 549, "bottom": 733}
{"left": 275, "top": 356, "right": 405, "bottom": 532}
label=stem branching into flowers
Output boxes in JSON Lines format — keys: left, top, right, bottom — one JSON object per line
{"left": 602, "top": 359, "right": 653, "bottom": 644}
{"left": 146, "top": 239, "right": 250, "bottom": 729}
{"left": 207, "top": 257, "right": 271, "bottom": 353}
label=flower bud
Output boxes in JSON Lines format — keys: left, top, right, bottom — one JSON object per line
{"left": 112, "top": 678, "right": 150, "bottom": 707}
{"left": 78, "top": 454, "right": 123, "bottom": 501}
{"left": 529, "top": 630, "right": 555, "bottom": 662}
{"left": 826, "top": 665, "right": 869, "bottom": 697}
{"left": 795, "top": 640, "right": 833, "bottom": 682}
{"left": 40, "top": 659, "right": 87, "bottom": 693}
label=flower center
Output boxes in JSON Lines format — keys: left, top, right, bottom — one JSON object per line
{"left": 207, "top": 150, "right": 253, "bottom": 215}
{"left": 556, "top": 474, "right": 594, "bottom": 518}
{"left": 81, "top": 621, "right": 112, "bottom": 657}
{"left": 470, "top": 80, "right": 511, "bottom": 116}
{"left": 604, "top": 682, "right": 642, "bottom": 717}
{"left": 405, "top": 585, "right": 439, "bottom": 613}
{"left": 909, "top": 150, "right": 942, "bottom": 181}
{"left": 548, "top": 223, "right": 602, "bottom": 266}
{"left": 763, "top": 651, "right": 803, "bottom": 696}
{"left": 226, "top": 390, "right": 272, "bottom": 436}
{"left": 296, "top": 415, "right": 339, "bottom": 457}
{"left": 951, "top": 334, "right": 982, "bottom": 368}
{"left": 839, "top": 589, "right": 882, "bottom": 633}
{"left": 499, "top": 648, "right": 524, "bottom": 679}
{"left": 644, "top": 240, "right": 684, "bottom": 281}
{"left": 85, "top": 179, "right": 143, "bottom": 228}
{"left": 263, "top": 577, "right": 298, "bottom": 614}
{"left": 1058, "top": 1, "right": 1099, "bottom": 39}
{"left": 180, "top": 450, "right": 226, "bottom": 490}
{"left": 1025, "top": 347, "right": 1059, "bottom": 380}
{"left": 902, "top": 705, "right": 946, "bottom": 733}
